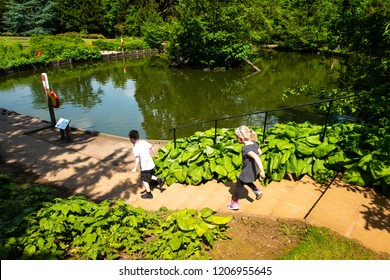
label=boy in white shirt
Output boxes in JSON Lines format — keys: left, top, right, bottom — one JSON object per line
{"left": 129, "top": 130, "right": 164, "bottom": 199}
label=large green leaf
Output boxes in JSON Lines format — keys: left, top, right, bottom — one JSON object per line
{"left": 313, "top": 142, "right": 337, "bottom": 158}
{"left": 232, "top": 153, "right": 242, "bottom": 167}
{"left": 227, "top": 171, "right": 238, "bottom": 181}
{"left": 194, "top": 221, "right": 209, "bottom": 237}
{"left": 209, "top": 160, "right": 217, "bottom": 173}
{"left": 270, "top": 153, "right": 282, "bottom": 170}
{"left": 205, "top": 215, "right": 233, "bottom": 225}
{"left": 202, "top": 162, "right": 214, "bottom": 180}
{"left": 181, "top": 143, "right": 200, "bottom": 162}
{"left": 204, "top": 146, "right": 215, "bottom": 157}
{"left": 295, "top": 141, "right": 315, "bottom": 156}
{"left": 169, "top": 232, "right": 183, "bottom": 251}
{"left": 199, "top": 207, "right": 214, "bottom": 218}
{"left": 188, "top": 166, "right": 204, "bottom": 185}
{"left": 342, "top": 168, "right": 367, "bottom": 186}
{"left": 326, "top": 150, "right": 347, "bottom": 168}
{"left": 285, "top": 125, "right": 300, "bottom": 139}
{"left": 215, "top": 165, "right": 227, "bottom": 177}
{"left": 271, "top": 165, "right": 286, "bottom": 181}
{"left": 295, "top": 159, "right": 311, "bottom": 178}
{"left": 165, "top": 175, "right": 176, "bottom": 186}
{"left": 305, "top": 135, "right": 321, "bottom": 146}
{"left": 173, "top": 167, "right": 187, "bottom": 183}
{"left": 169, "top": 148, "right": 182, "bottom": 159}
{"left": 313, "top": 159, "right": 334, "bottom": 182}
{"left": 223, "top": 155, "right": 235, "bottom": 173}
{"left": 286, "top": 153, "right": 297, "bottom": 174}
{"left": 268, "top": 138, "right": 289, "bottom": 149}
{"left": 281, "top": 150, "right": 291, "bottom": 164}
{"left": 188, "top": 151, "right": 204, "bottom": 165}
{"left": 369, "top": 160, "right": 390, "bottom": 179}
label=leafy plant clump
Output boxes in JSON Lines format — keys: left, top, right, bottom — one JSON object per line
{"left": 29, "top": 35, "right": 101, "bottom": 62}
{"left": 155, "top": 128, "right": 245, "bottom": 186}
{"left": 0, "top": 179, "right": 232, "bottom": 260}
{"left": 93, "top": 38, "right": 150, "bottom": 52}
{"left": 154, "top": 122, "right": 389, "bottom": 194}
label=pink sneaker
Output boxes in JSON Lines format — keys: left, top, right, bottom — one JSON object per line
{"left": 227, "top": 201, "right": 239, "bottom": 210}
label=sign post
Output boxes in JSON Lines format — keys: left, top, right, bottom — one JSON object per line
{"left": 41, "top": 73, "right": 56, "bottom": 126}
{"left": 121, "top": 38, "right": 126, "bottom": 73}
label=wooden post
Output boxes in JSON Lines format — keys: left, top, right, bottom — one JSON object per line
{"left": 41, "top": 73, "right": 56, "bottom": 126}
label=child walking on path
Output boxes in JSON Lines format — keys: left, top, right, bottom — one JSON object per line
{"left": 227, "top": 125, "right": 266, "bottom": 210}
{"left": 129, "top": 130, "right": 165, "bottom": 199}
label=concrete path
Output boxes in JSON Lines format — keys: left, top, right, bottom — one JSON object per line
{"left": 1, "top": 109, "right": 389, "bottom": 255}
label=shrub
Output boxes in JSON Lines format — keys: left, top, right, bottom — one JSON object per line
{"left": 93, "top": 38, "right": 150, "bottom": 51}
{"left": 29, "top": 35, "right": 101, "bottom": 61}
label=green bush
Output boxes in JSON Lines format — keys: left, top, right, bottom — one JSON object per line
{"left": 0, "top": 176, "right": 231, "bottom": 260}
{"left": 62, "top": 46, "right": 101, "bottom": 61}
{"left": 93, "top": 38, "right": 150, "bottom": 52}
{"left": 93, "top": 39, "right": 119, "bottom": 51}
{"left": 0, "top": 42, "right": 24, "bottom": 68}
{"left": 29, "top": 35, "right": 101, "bottom": 61}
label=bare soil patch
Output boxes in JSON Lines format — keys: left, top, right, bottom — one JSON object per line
{"left": 209, "top": 215, "right": 306, "bottom": 259}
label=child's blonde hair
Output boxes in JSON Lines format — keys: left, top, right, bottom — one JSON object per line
{"left": 235, "top": 125, "right": 258, "bottom": 142}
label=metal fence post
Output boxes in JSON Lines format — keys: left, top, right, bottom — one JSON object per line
{"left": 173, "top": 128, "right": 177, "bottom": 148}
{"left": 214, "top": 120, "right": 218, "bottom": 144}
{"left": 321, "top": 100, "right": 333, "bottom": 142}
{"left": 262, "top": 111, "right": 268, "bottom": 144}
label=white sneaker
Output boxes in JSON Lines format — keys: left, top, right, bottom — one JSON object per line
{"left": 254, "top": 190, "right": 263, "bottom": 200}
{"left": 227, "top": 201, "right": 240, "bottom": 210}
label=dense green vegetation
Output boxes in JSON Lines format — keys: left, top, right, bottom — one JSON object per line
{"left": 0, "top": 173, "right": 232, "bottom": 260}
{"left": 155, "top": 122, "right": 389, "bottom": 194}
{"left": 0, "top": 35, "right": 151, "bottom": 69}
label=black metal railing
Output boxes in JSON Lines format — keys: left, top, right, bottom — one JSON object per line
{"left": 170, "top": 94, "right": 361, "bottom": 147}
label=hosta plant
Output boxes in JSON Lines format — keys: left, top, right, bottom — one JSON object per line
{"left": 155, "top": 122, "right": 389, "bottom": 194}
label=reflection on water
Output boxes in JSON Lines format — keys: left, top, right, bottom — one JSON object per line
{"left": 0, "top": 51, "right": 337, "bottom": 140}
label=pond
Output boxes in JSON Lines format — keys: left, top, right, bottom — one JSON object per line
{"left": 0, "top": 51, "right": 338, "bottom": 140}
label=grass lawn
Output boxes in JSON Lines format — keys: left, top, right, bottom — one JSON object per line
{"left": 0, "top": 36, "right": 30, "bottom": 47}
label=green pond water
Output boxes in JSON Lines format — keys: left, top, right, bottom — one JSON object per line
{"left": 0, "top": 51, "right": 338, "bottom": 140}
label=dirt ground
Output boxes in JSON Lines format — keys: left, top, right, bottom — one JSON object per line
{"left": 209, "top": 215, "right": 306, "bottom": 259}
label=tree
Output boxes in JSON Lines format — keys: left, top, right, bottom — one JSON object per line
{"left": 141, "top": 10, "right": 172, "bottom": 52}
{"left": 270, "top": 0, "right": 340, "bottom": 50}
{"left": 281, "top": 0, "right": 390, "bottom": 127}
{"left": 168, "top": 0, "right": 255, "bottom": 68}
{"left": 101, "top": 0, "right": 121, "bottom": 37}
{"left": 3, "top": 0, "right": 57, "bottom": 35}
{"left": 0, "top": 0, "right": 5, "bottom": 32}
{"left": 55, "top": 0, "right": 106, "bottom": 35}
{"left": 334, "top": 0, "right": 390, "bottom": 126}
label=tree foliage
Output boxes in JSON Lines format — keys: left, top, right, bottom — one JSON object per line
{"left": 3, "top": 0, "right": 57, "bottom": 35}
{"left": 54, "top": 0, "right": 107, "bottom": 35}
{"left": 167, "top": 0, "right": 255, "bottom": 68}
